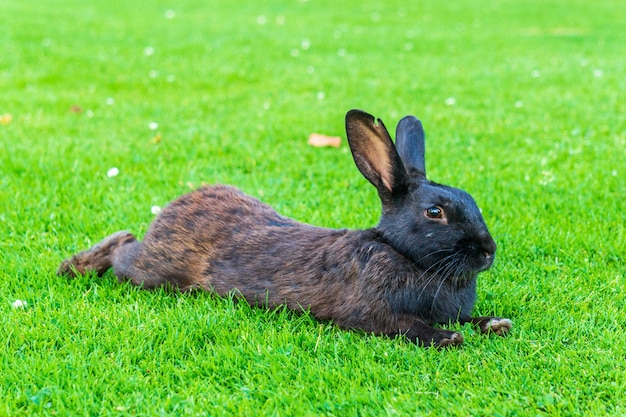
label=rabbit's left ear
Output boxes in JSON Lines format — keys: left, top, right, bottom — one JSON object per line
{"left": 395, "top": 115, "right": 426, "bottom": 178}
{"left": 345, "top": 109, "right": 409, "bottom": 198}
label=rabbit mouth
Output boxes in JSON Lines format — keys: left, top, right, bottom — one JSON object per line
{"left": 453, "top": 252, "right": 496, "bottom": 285}
{"left": 478, "top": 253, "right": 495, "bottom": 272}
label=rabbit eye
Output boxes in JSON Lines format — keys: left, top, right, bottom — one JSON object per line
{"left": 425, "top": 206, "right": 444, "bottom": 220}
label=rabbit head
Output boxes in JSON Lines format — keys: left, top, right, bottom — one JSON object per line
{"left": 346, "top": 110, "right": 496, "bottom": 287}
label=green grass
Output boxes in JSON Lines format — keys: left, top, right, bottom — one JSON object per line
{"left": 1, "top": 0, "right": 625, "bottom": 415}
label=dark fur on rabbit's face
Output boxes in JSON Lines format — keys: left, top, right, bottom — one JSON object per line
{"left": 348, "top": 110, "right": 496, "bottom": 290}
{"left": 378, "top": 180, "right": 496, "bottom": 288}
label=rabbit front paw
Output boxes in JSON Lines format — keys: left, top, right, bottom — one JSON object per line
{"left": 461, "top": 316, "right": 512, "bottom": 336}
{"left": 481, "top": 317, "right": 512, "bottom": 336}
{"left": 434, "top": 330, "right": 465, "bottom": 347}
{"left": 487, "top": 317, "right": 513, "bottom": 336}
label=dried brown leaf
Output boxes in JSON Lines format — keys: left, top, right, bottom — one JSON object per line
{"left": 308, "top": 133, "right": 341, "bottom": 148}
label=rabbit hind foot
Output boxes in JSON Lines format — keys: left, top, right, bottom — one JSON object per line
{"left": 57, "top": 231, "right": 137, "bottom": 278}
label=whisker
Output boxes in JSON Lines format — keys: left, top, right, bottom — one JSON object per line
{"left": 411, "top": 248, "right": 454, "bottom": 266}
{"left": 429, "top": 255, "right": 463, "bottom": 316}
{"left": 452, "top": 254, "right": 472, "bottom": 287}
{"left": 408, "top": 248, "right": 479, "bottom": 319}
{"left": 414, "top": 254, "right": 457, "bottom": 304}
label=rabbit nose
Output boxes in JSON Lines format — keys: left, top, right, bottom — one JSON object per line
{"left": 479, "top": 232, "right": 496, "bottom": 257}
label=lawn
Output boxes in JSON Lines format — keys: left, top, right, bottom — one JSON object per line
{"left": 1, "top": 0, "right": 625, "bottom": 415}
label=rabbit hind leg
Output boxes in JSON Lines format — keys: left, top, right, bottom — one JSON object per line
{"left": 110, "top": 238, "right": 173, "bottom": 290}
{"left": 111, "top": 240, "right": 200, "bottom": 291}
{"left": 57, "top": 231, "right": 137, "bottom": 278}
{"left": 58, "top": 231, "right": 191, "bottom": 291}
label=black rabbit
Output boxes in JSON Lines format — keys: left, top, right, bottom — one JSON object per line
{"left": 58, "top": 109, "right": 511, "bottom": 347}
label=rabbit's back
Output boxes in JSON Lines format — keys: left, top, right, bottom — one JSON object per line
{"left": 136, "top": 185, "right": 292, "bottom": 285}
{"left": 150, "top": 185, "right": 296, "bottom": 239}
{"left": 135, "top": 186, "right": 357, "bottom": 302}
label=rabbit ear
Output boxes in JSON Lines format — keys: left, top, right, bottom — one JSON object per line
{"left": 395, "top": 115, "right": 426, "bottom": 178}
{"left": 345, "top": 109, "right": 409, "bottom": 197}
